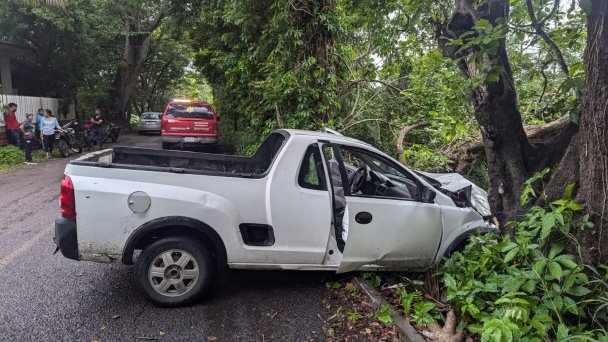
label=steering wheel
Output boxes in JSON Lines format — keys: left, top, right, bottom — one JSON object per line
{"left": 350, "top": 165, "right": 368, "bottom": 194}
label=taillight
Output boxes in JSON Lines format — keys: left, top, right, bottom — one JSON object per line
{"left": 60, "top": 175, "right": 76, "bottom": 221}
{"left": 161, "top": 119, "right": 167, "bottom": 134}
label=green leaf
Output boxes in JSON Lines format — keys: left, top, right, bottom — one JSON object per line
{"left": 541, "top": 215, "right": 555, "bottom": 239}
{"left": 567, "top": 286, "right": 592, "bottom": 297}
{"left": 468, "top": 324, "right": 483, "bottom": 334}
{"left": 548, "top": 261, "right": 563, "bottom": 280}
{"left": 522, "top": 279, "right": 537, "bottom": 293}
{"left": 557, "top": 323, "right": 569, "bottom": 340}
{"left": 533, "top": 259, "right": 547, "bottom": 275}
{"left": 549, "top": 244, "right": 565, "bottom": 259}
{"left": 373, "top": 304, "right": 393, "bottom": 326}
{"left": 530, "top": 319, "right": 547, "bottom": 336}
{"left": 555, "top": 255, "right": 578, "bottom": 269}
{"left": 563, "top": 296, "right": 579, "bottom": 315}
{"left": 444, "top": 273, "right": 457, "bottom": 289}
{"left": 500, "top": 241, "right": 518, "bottom": 253}
{"left": 503, "top": 247, "right": 520, "bottom": 263}
{"left": 564, "top": 183, "right": 575, "bottom": 199}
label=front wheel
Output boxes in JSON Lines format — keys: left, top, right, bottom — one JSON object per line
{"left": 58, "top": 139, "right": 69, "bottom": 157}
{"left": 135, "top": 237, "right": 213, "bottom": 307}
{"left": 70, "top": 141, "right": 82, "bottom": 154}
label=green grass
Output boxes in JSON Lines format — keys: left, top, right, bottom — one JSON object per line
{"left": 0, "top": 145, "right": 61, "bottom": 174}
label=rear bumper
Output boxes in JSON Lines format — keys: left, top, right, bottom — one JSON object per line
{"left": 138, "top": 126, "right": 161, "bottom": 132}
{"left": 162, "top": 136, "right": 218, "bottom": 145}
{"left": 54, "top": 216, "right": 79, "bottom": 260}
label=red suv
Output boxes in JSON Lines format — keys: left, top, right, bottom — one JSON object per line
{"left": 160, "top": 100, "right": 218, "bottom": 149}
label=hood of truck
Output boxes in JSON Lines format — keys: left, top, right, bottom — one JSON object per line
{"left": 418, "top": 172, "right": 492, "bottom": 218}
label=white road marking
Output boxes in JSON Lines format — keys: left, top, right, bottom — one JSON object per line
{"left": 0, "top": 224, "right": 54, "bottom": 270}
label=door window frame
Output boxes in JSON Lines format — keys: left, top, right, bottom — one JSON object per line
{"left": 297, "top": 143, "right": 328, "bottom": 191}
{"left": 323, "top": 143, "right": 425, "bottom": 202}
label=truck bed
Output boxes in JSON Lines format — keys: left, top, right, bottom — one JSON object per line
{"left": 71, "top": 131, "right": 288, "bottom": 177}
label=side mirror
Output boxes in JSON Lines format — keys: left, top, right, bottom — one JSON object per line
{"left": 421, "top": 186, "right": 436, "bottom": 203}
{"left": 216, "top": 116, "right": 221, "bottom": 122}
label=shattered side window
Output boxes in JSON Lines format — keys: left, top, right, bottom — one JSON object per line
{"left": 298, "top": 144, "right": 326, "bottom": 191}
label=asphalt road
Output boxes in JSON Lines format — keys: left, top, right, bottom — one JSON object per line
{"left": 0, "top": 134, "right": 327, "bottom": 341}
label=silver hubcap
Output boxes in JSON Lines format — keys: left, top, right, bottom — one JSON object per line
{"left": 148, "top": 249, "right": 199, "bottom": 297}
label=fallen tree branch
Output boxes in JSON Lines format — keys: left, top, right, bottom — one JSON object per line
{"left": 447, "top": 115, "right": 572, "bottom": 173}
{"left": 396, "top": 121, "right": 428, "bottom": 155}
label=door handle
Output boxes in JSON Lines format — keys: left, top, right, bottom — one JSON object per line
{"left": 355, "top": 211, "right": 373, "bottom": 224}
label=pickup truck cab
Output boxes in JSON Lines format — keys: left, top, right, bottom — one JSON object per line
{"left": 160, "top": 99, "right": 218, "bottom": 149}
{"left": 54, "top": 129, "right": 495, "bottom": 307}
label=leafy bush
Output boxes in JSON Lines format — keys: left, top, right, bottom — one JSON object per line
{"left": 130, "top": 114, "right": 139, "bottom": 130}
{"left": 373, "top": 304, "right": 394, "bottom": 326}
{"left": 0, "top": 145, "right": 24, "bottom": 167}
{"left": 440, "top": 170, "right": 608, "bottom": 341}
{"left": 394, "top": 288, "right": 440, "bottom": 326}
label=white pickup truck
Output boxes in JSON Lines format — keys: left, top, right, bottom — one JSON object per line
{"left": 54, "top": 129, "right": 495, "bottom": 307}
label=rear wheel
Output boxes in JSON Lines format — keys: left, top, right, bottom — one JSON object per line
{"left": 135, "top": 237, "right": 213, "bottom": 307}
{"left": 58, "top": 140, "right": 69, "bottom": 157}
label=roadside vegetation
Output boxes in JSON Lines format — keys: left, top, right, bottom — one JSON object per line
{"left": 0, "top": 145, "right": 46, "bottom": 173}
{"left": 338, "top": 174, "right": 608, "bottom": 341}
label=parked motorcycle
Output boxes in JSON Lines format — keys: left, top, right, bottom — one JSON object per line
{"left": 55, "top": 120, "right": 83, "bottom": 158}
{"left": 102, "top": 122, "right": 121, "bottom": 144}
{"left": 81, "top": 121, "right": 93, "bottom": 141}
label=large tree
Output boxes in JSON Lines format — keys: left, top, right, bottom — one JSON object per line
{"left": 436, "top": 0, "right": 607, "bottom": 262}
{"left": 108, "top": 0, "right": 165, "bottom": 122}
{"left": 547, "top": 0, "right": 608, "bottom": 263}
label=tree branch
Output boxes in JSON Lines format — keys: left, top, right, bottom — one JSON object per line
{"left": 342, "top": 118, "right": 397, "bottom": 132}
{"left": 526, "top": 0, "right": 569, "bottom": 76}
{"left": 396, "top": 121, "right": 428, "bottom": 155}
{"left": 538, "top": 0, "right": 560, "bottom": 26}
{"left": 350, "top": 78, "right": 403, "bottom": 94}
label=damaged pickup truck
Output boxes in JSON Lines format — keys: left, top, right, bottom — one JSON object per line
{"left": 54, "top": 129, "right": 496, "bottom": 307}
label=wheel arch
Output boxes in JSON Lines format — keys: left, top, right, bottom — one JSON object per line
{"left": 441, "top": 226, "right": 499, "bottom": 259}
{"left": 122, "top": 216, "right": 227, "bottom": 273}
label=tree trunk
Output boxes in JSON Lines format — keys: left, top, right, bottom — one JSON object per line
{"left": 436, "top": 0, "right": 576, "bottom": 230}
{"left": 547, "top": 0, "right": 608, "bottom": 264}
{"left": 110, "top": 11, "right": 164, "bottom": 124}
{"left": 288, "top": 0, "right": 336, "bottom": 123}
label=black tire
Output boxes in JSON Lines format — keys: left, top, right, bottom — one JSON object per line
{"left": 58, "top": 139, "right": 69, "bottom": 157}
{"left": 111, "top": 134, "right": 118, "bottom": 142}
{"left": 70, "top": 141, "right": 82, "bottom": 154}
{"left": 135, "top": 236, "right": 213, "bottom": 307}
{"left": 162, "top": 142, "right": 171, "bottom": 150}
{"left": 138, "top": 131, "right": 143, "bottom": 135}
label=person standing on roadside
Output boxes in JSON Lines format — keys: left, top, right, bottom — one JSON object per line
{"left": 86, "top": 107, "right": 104, "bottom": 151}
{"left": 3, "top": 103, "right": 20, "bottom": 147}
{"left": 20, "top": 113, "right": 37, "bottom": 165}
{"left": 35, "top": 108, "right": 44, "bottom": 139}
{"left": 40, "top": 109, "right": 62, "bottom": 159}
